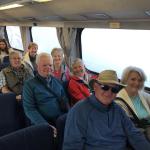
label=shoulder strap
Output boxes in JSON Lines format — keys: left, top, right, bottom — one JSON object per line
{"left": 116, "top": 97, "right": 141, "bottom": 124}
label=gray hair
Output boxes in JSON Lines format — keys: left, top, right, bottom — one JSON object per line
{"left": 51, "top": 48, "right": 63, "bottom": 56}
{"left": 72, "top": 58, "right": 84, "bottom": 68}
{"left": 121, "top": 66, "right": 146, "bottom": 88}
{"left": 36, "top": 52, "right": 52, "bottom": 64}
{"left": 9, "top": 51, "right": 22, "bottom": 59}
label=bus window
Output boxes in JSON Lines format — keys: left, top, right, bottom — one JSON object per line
{"left": 82, "top": 28, "right": 150, "bottom": 87}
{"left": 31, "top": 27, "right": 61, "bottom": 53}
{"left": 6, "top": 26, "right": 24, "bottom": 51}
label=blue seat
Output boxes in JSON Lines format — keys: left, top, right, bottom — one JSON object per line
{"left": 0, "top": 124, "right": 56, "bottom": 150}
{"left": 56, "top": 114, "right": 67, "bottom": 150}
{"left": 0, "top": 93, "right": 24, "bottom": 136}
{"left": 3, "top": 56, "right": 9, "bottom": 65}
{"left": 0, "top": 56, "right": 10, "bottom": 71}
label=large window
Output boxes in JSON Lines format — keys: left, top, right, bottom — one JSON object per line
{"left": 82, "top": 28, "right": 150, "bottom": 87}
{"left": 31, "top": 27, "right": 61, "bottom": 53}
{"left": 6, "top": 26, "right": 24, "bottom": 51}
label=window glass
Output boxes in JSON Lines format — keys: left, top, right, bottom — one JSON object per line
{"left": 6, "top": 26, "right": 24, "bottom": 51}
{"left": 82, "top": 28, "right": 150, "bottom": 87}
{"left": 31, "top": 27, "right": 61, "bottom": 53}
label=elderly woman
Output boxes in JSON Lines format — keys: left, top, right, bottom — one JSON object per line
{"left": 51, "top": 48, "right": 70, "bottom": 82}
{"left": 68, "top": 58, "right": 93, "bottom": 105}
{"left": 116, "top": 66, "right": 150, "bottom": 121}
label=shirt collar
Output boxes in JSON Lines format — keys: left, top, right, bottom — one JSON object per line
{"left": 89, "top": 94, "right": 114, "bottom": 112}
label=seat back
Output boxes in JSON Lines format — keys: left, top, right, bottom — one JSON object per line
{"left": 0, "top": 56, "right": 10, "bottom": 71}
{"left": 0, "top": 93, "right": 23, "bottom": 136}
{"left": 56, "top": 114, "right": 67, "bottom": 150}
{"left": 0, "top": 124, "right": 56, "bottom": 150}
{"left": 3, "top": 56, "right": 9, "bottom": 65}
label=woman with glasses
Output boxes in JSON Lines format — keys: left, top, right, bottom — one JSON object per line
{"left": 0, "top": 51, "right": 33, "bottom": 101}
{"left": 116, "top": 66, "right": 150, "bottom": 122}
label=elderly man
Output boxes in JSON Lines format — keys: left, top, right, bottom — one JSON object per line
{"left": 23, "top": 42, "right": 38, "bottom": 76}
{"left": 0, "top": 51, "right": 33, "bottom": 100}
{"left": 23, "top": 52, "right": 69, "bottom": 126}
{"left": 63, "top": 70, "right": 150, "bottom": 150}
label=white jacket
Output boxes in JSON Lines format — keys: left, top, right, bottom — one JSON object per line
{"left": 22, "top": 52, "right": 35, "bottom": 76}
{"left": 116, "top": 88, "right": 150, "bottom": 118}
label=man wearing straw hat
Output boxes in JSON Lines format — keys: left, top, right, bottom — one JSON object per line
{"left": 63, "top": 70, "right": 150, "bottom": 150}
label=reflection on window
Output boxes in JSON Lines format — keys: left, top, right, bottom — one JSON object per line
{"left": 31, "top": 27, "right": 61, "bottom": 53}
{"left": 82, "top": 28, "right": 150, "bottom": 87}
{"left": 6, "top": 26, "right": 24, "bottom": 51}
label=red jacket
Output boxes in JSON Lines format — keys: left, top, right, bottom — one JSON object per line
{"left": 68, "top": 76, "right": 91, "bottom": 105}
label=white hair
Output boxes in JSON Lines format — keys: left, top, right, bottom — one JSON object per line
{"left": 36, "top": 52, "right": 52, "bottom": 64}
{"left": 121, "top": 66, "right": 146, "bottom": 89}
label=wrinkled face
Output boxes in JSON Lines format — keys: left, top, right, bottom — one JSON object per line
{"left": 72, "top": 62, "right": 85, "bottom": 78}
{"left": 0, "top": 41, "right": 6, "bottom": 50}
{"left": 94, "top": 82, "right": 119, "bottom": 106}
{"left": 52, "top": 51, "right": 63, "bottom": 66}
{"left": 10, "top": 53, "right": 22, "bottom": 69}
{"left": 37, "top": 56, "right": 53, "bottom": 78}
{"left": 126, "top": 71, "right": 143, "bottom": 94}
{"left": 28, "top": 46, "right": 38, "bottom": 58}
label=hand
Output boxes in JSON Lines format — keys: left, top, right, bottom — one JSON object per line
{"left": 49, "top": 124, "right": 57, "bottom": 138}
{"left": 16, "top": 95, "right": 22, "bottom": 101}
{"left": 1, "top": 86, "right": 11, "bottom": 94}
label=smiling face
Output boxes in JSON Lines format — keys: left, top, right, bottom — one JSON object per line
{"left": 10, "top": 52, "right": 22, "bottom": 69}
{"left": 0, "top": 41, "right": 6, "bottom": 50}
{"left": 72, "top": 61, "right": 86, "bottom": 78}
{"left": 37, "top": 55, "right": 53, "bottom": 78}
{"left": 28, "top": 45, "right": 38, "bottom": 58}
{"left": 125, "top": 71, "right": 143, "bottom": 96}
{"left": 52, "top": 50, "right": 63, "bottom": 66}
{"left": 93, "top": 82, "right": 118, "bottom": 106}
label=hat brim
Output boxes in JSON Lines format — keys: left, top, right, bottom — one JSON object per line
{"left": 89, "top": 79, "right": 126, "bottom": 91}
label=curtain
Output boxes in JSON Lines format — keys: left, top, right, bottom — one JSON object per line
{"left": 0, "top": 26, "right": 11, "bottom": 47}
{"left": 0, "top": 26, "right": 6, "bottom": 39}
{"left": 20, "top": 26, "right": 32, "bottom": 52}
{"left": 57, "top": 27, "right": 79, "bottom": 67}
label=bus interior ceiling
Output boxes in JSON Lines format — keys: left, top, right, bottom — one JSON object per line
{"left": 0, "top": 0, "right": 150, "bottom": 29}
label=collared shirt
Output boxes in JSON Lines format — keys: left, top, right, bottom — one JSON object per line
{"left": 0, "top": 65, "right": 25, "bottom": 89}
{"left": 132, "top": 95, "right": 150, "bottom": 120}
{"left": 12, "top": 66, "right": 25, "bottom": 84}
{"left": 0, "top": 64, "right": 33, "bottom": 94}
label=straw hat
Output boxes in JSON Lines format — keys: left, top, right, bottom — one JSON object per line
{"left": 89, "top": 70, "right": 126, "bottom": 89}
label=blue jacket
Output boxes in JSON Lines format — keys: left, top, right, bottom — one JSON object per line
{"left": 63, "top": 94, "right": 150, "bottom": 150}
{"left": 23, "top": 74, "right": 68, "bottom": 125}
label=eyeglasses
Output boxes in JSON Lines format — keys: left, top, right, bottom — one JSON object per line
{"left": 97, "top": 82, "right": 121, "bottom": 94}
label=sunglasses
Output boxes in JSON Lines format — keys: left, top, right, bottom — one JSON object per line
{"left": 96, "top": 82, "right": 121, "bottom": 94}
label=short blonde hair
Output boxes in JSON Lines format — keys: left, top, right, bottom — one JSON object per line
{"left": 51, "top": 48, "right": 63, "bottom": 56}
{"left": 121, "top": 66, "right": 146, "bottom": 88}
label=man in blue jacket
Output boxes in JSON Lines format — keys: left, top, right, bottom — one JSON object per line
{"left": 63, "top": 70, "right": 150, "bottom": 150}
{"left": 23, "top": 52, "right": 69, "bottom": 126}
